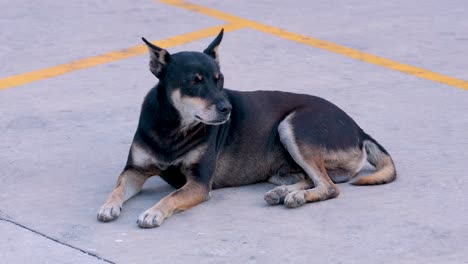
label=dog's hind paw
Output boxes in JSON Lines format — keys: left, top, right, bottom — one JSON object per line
{"left": 137, "top": 209, "right": 165, "bottom": 228}
{"left": 284, "top": 191, "right": 306, "bottom": 208}
{"left": 264, "top": 186, "right": 290, "bottom": 205}
{"left": 97, "top": 203, "right": 122, "bottom": 222}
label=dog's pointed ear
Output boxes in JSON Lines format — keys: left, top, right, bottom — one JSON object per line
{"left": 142, "top": 37, "right": 171, "bottom": 78}
{"left": 203, "top": 29, "right": 223, "bottom": 66}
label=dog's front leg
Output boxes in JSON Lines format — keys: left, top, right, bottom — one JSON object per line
{"left": 97, "top": 168, "right": 151, "bottom": 222}
{"left": 137, "top": 179, "right": 209, "bottom": 228}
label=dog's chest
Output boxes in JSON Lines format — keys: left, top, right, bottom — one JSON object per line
{"left": 130, "top": 143, "right": 206, "bottom": 170}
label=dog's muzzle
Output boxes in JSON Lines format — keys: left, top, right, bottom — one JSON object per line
{"left": 195, "top": 101, "right": 232, "bottom": 125}
{"left": 195, "top": 112, "right": 231, "bottom": 125}
{"left": 215, "top": 101, "right": 232, "bottom": 116}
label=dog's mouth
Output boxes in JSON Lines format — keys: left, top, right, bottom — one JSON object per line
{"left": 195, "top": 114, "right": 230, "bottom": 125}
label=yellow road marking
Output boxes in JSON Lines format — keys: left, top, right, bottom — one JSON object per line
{"left": 0, "top": 23, "right": 244, "bottom": 90}
{"left": 161, "top": 0, "right": 468, "bottom": 90}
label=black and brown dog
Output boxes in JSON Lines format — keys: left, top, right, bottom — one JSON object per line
{"left": 97, "top": 29, "right": 396, "bottom": 228}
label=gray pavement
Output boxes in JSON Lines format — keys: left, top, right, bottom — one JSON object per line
{"left": 0, "top": 220, "right": 108, "bottom": 263}
{"left": 1, "top": 0, "right": 467, "bottom": 263}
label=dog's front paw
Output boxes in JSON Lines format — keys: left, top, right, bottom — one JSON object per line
{"left": 284, "top": 190, "right": 306, "bottom": 208}
{"left": 97, "top": 202, "right": 122, "bottom": 222}
{"left": 264, "top": 186, "right": 290, "bottom": 205}
{"left": 137, "top": 209, "right": 165, "bottom": 228}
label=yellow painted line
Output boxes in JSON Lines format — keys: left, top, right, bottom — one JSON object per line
{"left": 161, "top": 0, "right": 468, "bottom": 90}
{"left": 0, "top": 23, "right": 244, "bottom": 90}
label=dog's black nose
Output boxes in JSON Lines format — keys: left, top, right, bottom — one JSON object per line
{"left": 216, "top": 102, "right": 232, "bottom": 114}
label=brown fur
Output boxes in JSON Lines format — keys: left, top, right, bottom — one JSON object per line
{"left": 275, "top": 114, "right": 342, "bottom": 208}
{"left": 136, "top": 181, "right": 209, "bottom": 228}
{"left": 351, "top": 140, "right": 396, "bottom": 185}
{"left": 97, "top": 169, "right": 151, "bottom": 222}
{"left": 324, "top": 148, "right": 366, "bottom": 175}
{"left": 352, "top": 155, "right": 396, "bottom": 185}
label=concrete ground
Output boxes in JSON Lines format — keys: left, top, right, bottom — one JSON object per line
{"left": 1, "top": 0, "right": 467, "bottom": 263}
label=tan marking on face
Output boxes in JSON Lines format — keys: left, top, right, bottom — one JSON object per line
{"left": 214, "top": 73, "right": 220, "bottom": 80}
{"left": 171, "top": 89, "right": 227, "bottom": 127}
{"left": 171, "top": 89, "right": 209, "bottom": 129}
{"left": 196, "top": 74, "right": 203, "bottom": 81}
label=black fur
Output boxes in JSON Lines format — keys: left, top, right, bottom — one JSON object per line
{"left": 130, "top": 30, "right": 382, "bottom": 189}
{"left": 97, "top": 30, "right": 395, "bottom": 227}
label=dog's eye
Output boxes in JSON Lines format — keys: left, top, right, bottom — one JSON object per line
{"left": 214, "top": 73, "right": 223, "bottom": 82}
{"left": 190, "top": 74, "right": 203, "bottom": 85}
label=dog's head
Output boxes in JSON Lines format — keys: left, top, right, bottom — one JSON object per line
{"left": 142, "top": 29, "right": 231, "bottom": 127}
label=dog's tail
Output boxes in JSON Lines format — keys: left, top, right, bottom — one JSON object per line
{"left": 351, "top": 132, "right": 396, "bottom": 185}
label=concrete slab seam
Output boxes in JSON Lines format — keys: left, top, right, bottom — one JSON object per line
{"left": 0, "top": 216, "right": 115, "bottom": 264}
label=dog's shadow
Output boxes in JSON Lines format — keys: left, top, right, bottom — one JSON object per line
{"left": 123, "top": 166, "right": 379, "bottom": 214}
{"left": 124, "top": 177, "right": 175, "bottom": 210}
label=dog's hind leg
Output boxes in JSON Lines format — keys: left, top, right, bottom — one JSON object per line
{"left": 277, "top": 113, "right": 340, "bottom": 208}
{"left": 97, "top": 168, "right": 151, "bottom": 222}
{"left": 283, "top": 159, "right": 339, "bottom": 208}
